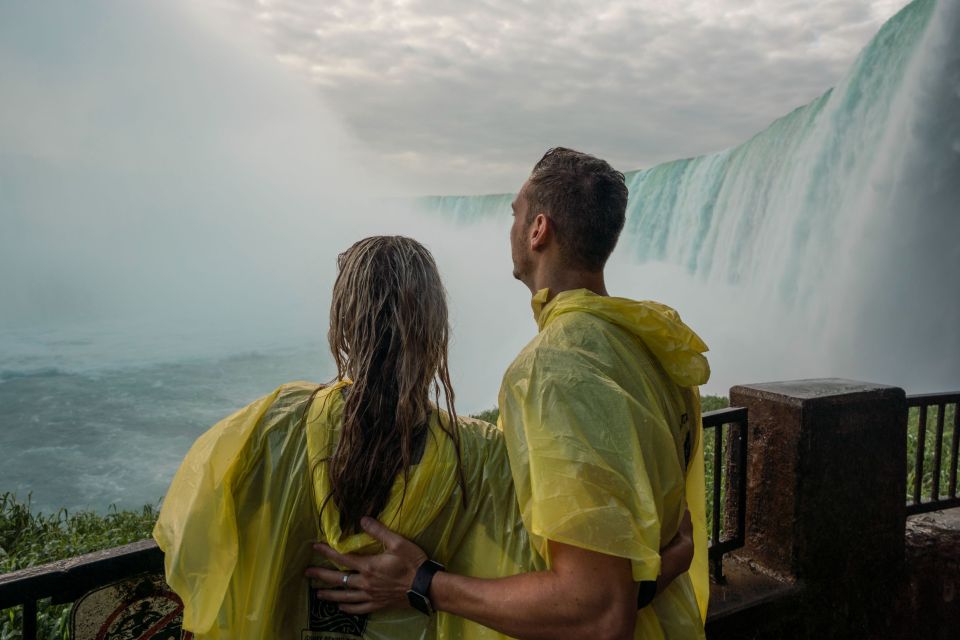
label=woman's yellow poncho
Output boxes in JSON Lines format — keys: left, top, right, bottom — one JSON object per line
{"left": 154, "top": 381, "right": 538, "bottom": 639}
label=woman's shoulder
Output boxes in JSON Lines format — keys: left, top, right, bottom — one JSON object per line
{"left": 456, "top": 413, "right": 501, "bottom": 441}
{"left": 222, "top": 381, "right": 336, "bottom": 445}
{"left": 263, "top": 381, "right": 343, "bottom": 419}
{"left": 452, "top": 413, "right": 508, "bottom": 474}
{"left": 273, "top": 380, "right": 330, "bottom": 404}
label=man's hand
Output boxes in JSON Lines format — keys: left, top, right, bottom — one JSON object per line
{"left": 304, "top": 510, "right": 695, "bottom": 638}
{"left": 306, "top": 521, "right": 638, "bottom": 640}
{"left": 305, "top": 516, "right": 427, "bottom": 615}
{"left": 657, "top": 509, "right": 694, "bottom": 593}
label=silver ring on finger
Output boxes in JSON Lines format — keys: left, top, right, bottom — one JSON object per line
{"left": 342, "top": 573, "right": 350, "bottom": 588}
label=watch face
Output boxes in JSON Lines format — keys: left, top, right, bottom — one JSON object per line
{"left": 406, "top": 590, "right": 433, "bottom": 616}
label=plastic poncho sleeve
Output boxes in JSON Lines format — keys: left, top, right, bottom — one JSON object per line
{"left": 153, "top": 383, "right": 319, "bottom": 638}
{"left": 153, "top": 389, "right": 279, "bottom": 633}
{"left": 500, "top": 344, "right": 671, "bottom": 582}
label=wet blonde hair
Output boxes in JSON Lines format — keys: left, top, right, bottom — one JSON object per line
{"left": 327, "top": 236, "right": 465, "bottom": 532}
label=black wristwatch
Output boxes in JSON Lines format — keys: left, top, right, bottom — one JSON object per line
{"left": 636, "top": 580, "right": 657, "bottom": 609}
{"left": 406, "top": 559, "right": 445, "bottom": 615}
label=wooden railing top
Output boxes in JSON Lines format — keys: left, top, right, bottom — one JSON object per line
{"left": 0, "top": 539, "right": 162, "bottom": 610}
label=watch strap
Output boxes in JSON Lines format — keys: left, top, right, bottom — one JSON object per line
{"left": 407, "top": 559, "right": 445, "bottom": 615}
{"left": 636, "top": 580, "right": 657, "bottom": 609}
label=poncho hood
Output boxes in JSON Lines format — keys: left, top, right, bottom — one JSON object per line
{"left": 532, "top": 288, "right": 710, "bottom": 387}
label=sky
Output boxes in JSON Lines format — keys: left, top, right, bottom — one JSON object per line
{"left": 225, "top": 0, "right": 911, "bottom": 194}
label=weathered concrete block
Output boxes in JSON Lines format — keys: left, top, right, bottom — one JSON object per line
{"left": 729, "top": 379, "right": 907, "bottom": 585}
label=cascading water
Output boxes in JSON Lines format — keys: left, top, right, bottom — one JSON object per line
{"left": 417, "top": 0, "right": 960, "bottom": 394}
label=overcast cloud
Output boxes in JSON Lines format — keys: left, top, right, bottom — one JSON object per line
{"left": 226, "top": 0, "right": 910, "bottom": 194}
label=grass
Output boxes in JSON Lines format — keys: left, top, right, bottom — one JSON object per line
{"left": 906, "top": 402, "right": 958, "bottom": 504}
{"left": 699, "top": 396, "right": 730, "bottom": 538}
{"left": 0, "top": 493, "right": 159, "bottom": 640}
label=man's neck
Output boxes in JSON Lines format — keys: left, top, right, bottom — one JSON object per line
{"left": 528, "top": 266, "right": 608, "bottom": 302}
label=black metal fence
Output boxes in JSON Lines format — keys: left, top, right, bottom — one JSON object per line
{"left": 702, "top": 406, "right": 749, "bottom": 582}
{"left": 0, "top": 539, "right": 163, "bottom": 640}
{"left": 906, "top": 392, "right": 960, "bottom": 515}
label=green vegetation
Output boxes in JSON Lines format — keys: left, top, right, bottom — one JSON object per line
{"left": 699, "top": 396, "right": 730, "bottom": 537}
{"left": 907, "top": 403, "right": 957, "bottom": 503}
{"left": 0, "top": 493, "right": 159, "bottom": 640}
{"left": 700, "top": 395, "right": 730, "bottom": 413}
{"left": 469, "top": 407, "right": 501, "bottom": 424}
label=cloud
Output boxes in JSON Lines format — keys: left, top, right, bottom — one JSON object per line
{"left": 228, "top": 0, "right": 911, "bottom": 194}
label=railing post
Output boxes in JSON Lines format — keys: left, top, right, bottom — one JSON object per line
{"left": 22, "top": 600, "right": 37, "bottom": 640}
{"left": 703, "top": 407, "right": 749, "bottom": 582}
{"left": 914, "top": 403, "right": 929, "bottom": 504}
{"left": 729, "top": 379, "right": 907, "bottom": 634}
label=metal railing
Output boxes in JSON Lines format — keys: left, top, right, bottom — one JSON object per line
{"left": 0, "top": 539, "right": 163, "bottom": 640}
{"left": 906, "top": 392, "right": 960, "bottom": 515}
{"left": 702, "top": 406, "right": 749, "bottom": 582}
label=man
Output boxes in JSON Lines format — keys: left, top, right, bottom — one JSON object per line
{"left": 309, "top": 148, "right": 710, "bottom": 639}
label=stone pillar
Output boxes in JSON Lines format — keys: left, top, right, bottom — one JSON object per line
{"left": 729, "top": 379, "right": 907, "bottom": 587}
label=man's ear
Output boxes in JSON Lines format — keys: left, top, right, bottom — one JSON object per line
{"left": 530, "top": 213, "right": 551, "bottom": 251}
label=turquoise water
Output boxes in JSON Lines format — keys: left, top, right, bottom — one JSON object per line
{"left": 0, "top": 339, "right": 331, "bottom": 513}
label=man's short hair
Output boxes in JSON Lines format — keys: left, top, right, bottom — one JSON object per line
{"left": 526, "top": 147, "right": 628, "bottom": 271}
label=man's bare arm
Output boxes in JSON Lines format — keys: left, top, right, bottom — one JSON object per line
{"left": 428, "top": 540, "right": 637, "bottom": 640}
{"left": 307, "top": 517, "right": 638, "bottom": 640}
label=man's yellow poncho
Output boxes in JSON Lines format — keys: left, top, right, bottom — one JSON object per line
{"left": 498, "top": 288, "right": 710, "bottom": 639}
{"left": 154, "top": 381, "right": 538, "bottom": 639}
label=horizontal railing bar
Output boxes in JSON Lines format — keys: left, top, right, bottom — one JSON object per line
{"left": 906, "top": 392, "right": 960, "bottom": 406}
{"left": 702, "top": 406, "right": 748, "bottom": 428}
{"left": 0, "top": 539, "right": 161, "bottom": 610}
{"left": 709, "top": 539, "right": 746, "bottom": 556}
{"left": 905, "top": 496, "right": 960, "bottom": 516}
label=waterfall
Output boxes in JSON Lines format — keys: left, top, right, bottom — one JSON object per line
{"left": 416, "top": 0, "right": 960, "bottom": 393}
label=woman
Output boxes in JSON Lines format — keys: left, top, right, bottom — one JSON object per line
{"left": 154, "top": 236, "right": 693, "bottom": 639}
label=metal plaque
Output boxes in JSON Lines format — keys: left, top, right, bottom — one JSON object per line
{"left": 71, "top": 572, "right": 192, "bottom": 640}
